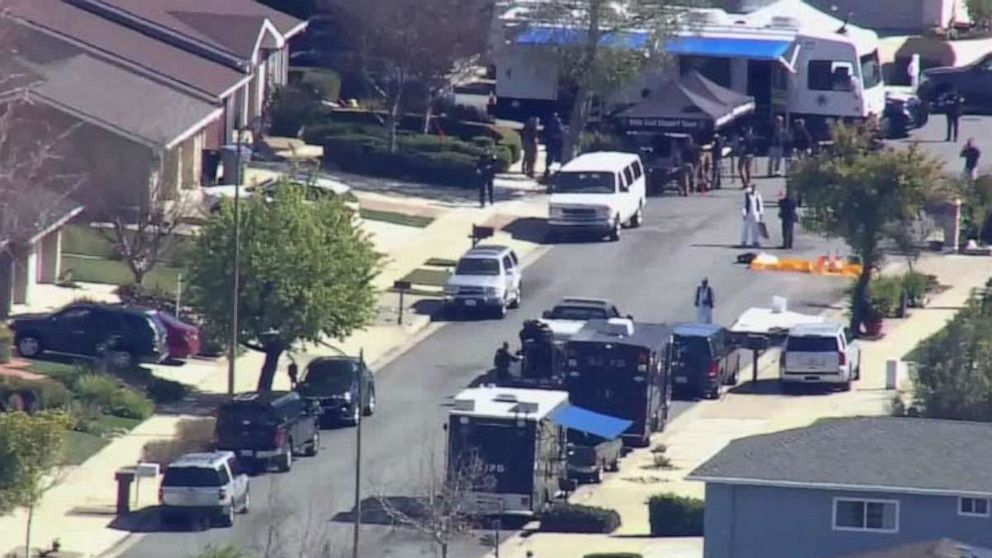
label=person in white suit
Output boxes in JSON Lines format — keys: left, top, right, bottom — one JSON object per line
{"left": 740, "top": 184, "right": 764, "bottom": 248}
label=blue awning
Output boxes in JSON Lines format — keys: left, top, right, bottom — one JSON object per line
{"left": 665, "top": 37, "right": 793, "bottom": 61}
{"left": 516, "top": 27, "right": 650, "bottom": 50}
{"left": 550, "top": 405, "right": 631, "bottom": 440}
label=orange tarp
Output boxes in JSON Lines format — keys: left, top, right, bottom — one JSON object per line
{"left": 750, "top": 257, "right": 862, "bottom": 278}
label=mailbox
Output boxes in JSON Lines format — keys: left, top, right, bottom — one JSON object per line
{"left": 393, "top": 280, "right": 412, "bottom": 291}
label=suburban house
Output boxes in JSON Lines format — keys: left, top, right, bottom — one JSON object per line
{"left": 688, "top": 417, "right": 992, "bottom": 558}
{"left": 835, "top": 539, "right": 992, "bottom": 558}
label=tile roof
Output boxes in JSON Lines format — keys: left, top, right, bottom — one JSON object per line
{"left": 689, "top": 417, "right": 992, "bottom": 496}
{"left": 5, "top": 0, "right": 247, "bottom": 99}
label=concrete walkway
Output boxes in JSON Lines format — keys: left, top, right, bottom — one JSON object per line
{"left": 0, "top": 175, "right": 549, "bottom": 558}
{"left": 492, "top": 254, "right": 991, "bottom": 558}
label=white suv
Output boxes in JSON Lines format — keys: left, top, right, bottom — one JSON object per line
{"left": 159, "top": 452, "right": 249, "bottom": 528}
{"left": 443, "top": 245, "right": 522, "bottom": 319}
{"left": 780, "top": 322, "right": 861, "bottom": 391}
{"left": 548, "top": 152, "right": 646, "bottom": 242}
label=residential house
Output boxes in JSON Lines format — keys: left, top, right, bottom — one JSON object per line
{"left": 688, "top": 417, "right": 992, "bottom": 558}
{"left": 835, "top": 539, "right": 992, "bottom": 558}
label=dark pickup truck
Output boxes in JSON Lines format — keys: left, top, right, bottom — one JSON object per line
{"left": 215, "top": 391, "right": 320, "bottom": 473}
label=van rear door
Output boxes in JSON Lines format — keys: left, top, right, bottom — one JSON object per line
{"left": 784, "top": 335, "right": 840, "bottom": 373}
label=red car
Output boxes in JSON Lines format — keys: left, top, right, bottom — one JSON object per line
{"left": 156, "top": 311, "right": 200, "bottom": 359}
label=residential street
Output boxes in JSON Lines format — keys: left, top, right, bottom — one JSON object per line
{"left": 115, "top": 178, "right": 848, "bottom": 558}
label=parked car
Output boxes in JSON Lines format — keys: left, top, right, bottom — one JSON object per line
{"left": 296, "top": 356, "right": 376, "bottom": 427}
{"left": 442, "top": 245, "right": 522, "bottom": 319}
{"left": 670, "top": 323, "right": 741, "bottom": 399}
{"left": 214, "top": 391, "right": 320, "bottom": 473}
{"left": 159, "top": 451, "right": 249, "bottom": 528}
{"left": 156, "top": 311, "right": 200, "bottom": 360}
{"left": 547, "top": 151, "right": 647, "bottom": 241}
{"left": 918, "top": 55, "right": 992, "bottom": 113}
{"left": 779, "top": 322, "right": 861, "bottom": 391}
{"left": 566, "top": 430, "right": 622, "bottom": 484}
{"left": 10, "top": 303, "right": 168, "bottom": 366}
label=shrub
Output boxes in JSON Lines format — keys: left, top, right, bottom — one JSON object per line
{"left": 147, "top": 377, "right": 189, "bottom": 404}
{"left": 267, "top": 84, "right": 329, "bottom": 138}
{"left": 75, "top": 374, "right": 121, "bottom": 408}
{"left": 109, "top": 387, "right": 154, "bottom": 420}
{"left": 539, "top": 503, "right": 621, "bottom": 534}
{"left": 903, "top": 271, "right": 937, "bottom": 307}
{"left": 293, "top": 68, "right": 342, "bottom": 101}
{"left": 0, "top": 324, "right": 12, "bottom": 364}
{"left": 494, "top": 126, "right": 523, "bottom": 163}
{"left": 141, "top": 417, "right": 216, "bottom": 466}
{"left": 868, "top": 275, "right": 904, "bottom": 318}
{"left": 648, "top": 494, "right": 704, "bottom": 536}
{"left": 0, "top": 377, "right": 72, "bottom": 412}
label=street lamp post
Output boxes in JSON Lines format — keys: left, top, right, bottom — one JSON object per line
{"left": 227, "top": 128, "right": 244, "bottom": 395}
{"left": 352, "top": 348, "right": 365, "bottom": 558}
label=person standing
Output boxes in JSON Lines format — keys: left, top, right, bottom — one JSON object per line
{"left": 520, "top": 117, "right": 539, "bottom": 178}
{"left": 737, "top": 127, "right": 754, "bottom": 186}
{"left": 778, "top": 191, "right": 798, "bottom": 249}
{"left": 694, "top": 278, "right": 715, "bottom": 324}
{"left": 945, "top": 89, "right": 964, "bottom": 143}
{"left": 740, "top": 183, "right": 764, "bottom": 248}
{"left": 767, "top": 116, "right": 788, "bottom": 177}
{"left": 476, "top": 148, "right": 498, "bottom": 207}
{"left": 961, "top": 138, "right": 981, "bottom": 181}
{"left": 792, "top": 119, "right": 813, "bottom": 160}
{"left": 493, "top": 341, "right": 519, "bottom": 380}
{"left": 543, "top": 113, "right": 564, "bottom": 178}
{"left": 711, "top": 133, "right": 724, "bottom": 189}
{"left": 680, "top": 137, "right": 700, "bottom": 196}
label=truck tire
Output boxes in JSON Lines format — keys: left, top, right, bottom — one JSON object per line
{"left": 608, "top": 216, "right": 621, "bottom": 242}
{"left": 630, "top": 205, "right": 643, "bottom": 228}
{"left": 15, "top": 335, "right": 42, "bottom": 358}
{"left": 240, "top": 489, "right": 251, "bottom": 514}
{"left": 841, "top": 379, "right": 852, "bottom": 392}
{"left": 218, "top": 505, "right": 235, "bottom": 527}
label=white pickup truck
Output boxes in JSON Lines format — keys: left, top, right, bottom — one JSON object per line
{"left": 539, "top": 297, "right": 625, "bottom": 341}
{"left": 159, "top": 452, "right": 249, "bottom": 528}
{"left": 779, "top": 322, "right": 862, "bottom": 391}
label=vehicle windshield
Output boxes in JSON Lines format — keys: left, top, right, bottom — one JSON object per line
{"left": 554, "top": 172, "right": 616, "bottom": 194}
{"left": 163, "top": 466, "right": 223, "bottom": 487}
{"left": 787, "top": 336, "right": 839, "bottom": 352}
{"left": 860, "top": 51, "right": 882, "bottom": 89}
{"left": 673, "top": 336, "right": 713, "bottom": 366}
{"left": 455, "top": 258, "right": 500, "bottom": 276}
{"left": 549, "top": 306, "right": 610, "bottom": 321}
{"left": 301, "top": 360, "right": 356, "bottom": 393}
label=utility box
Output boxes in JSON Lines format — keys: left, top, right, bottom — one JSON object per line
{"left": 886, "top": 358, "right": 906, "bottom": 390}
{"left": 114, "top": 469, "right": 136, "bottom": 515}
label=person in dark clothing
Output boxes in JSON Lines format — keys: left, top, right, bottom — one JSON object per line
{"left": 945, "top": 90, "right": 964, "bottom": 143}
{"left": 493, "top": 341, "right": 519, "bottom": 379}
{"left": 543, "top": 113, "right": 564, "bottom": 178}
{"left": 767, "top": 116, "right": 788, "bottom": 177}
{"left": 711, "top": 134, "right": 724, "bottom": 189}
{"left": 520, "top": 117, "right": 539, "bottom": 178}
{"left": 476, "top": 149, "right": 498, "bottom": 207}
{"left": 778, "top": 192, "right": 798, "bottom": 249}
{"left": 961, "top": 138, "right": 981, "bottom": 181}
{"left": 680, "top": 137, "right": 700, "bottom": 196}
{"left": 792, "top": 119, "right": 813, "bottom": 160}
{"left": 737, "top": 127, "right": 754, "bottom": 186}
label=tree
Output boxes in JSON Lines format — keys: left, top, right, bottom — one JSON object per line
{"left": 325, "top": 0, "right": 490, "bottom": 150}
{"left": 0, "top": 412, "right": 70, "bottom": 558}
{"left": 528, "top": 0, "right": 701, "bottom": 159}
{"left": 187, "top": 181, "right": 380, "bottom": 391}
{"left": 791, "top": 123, "right": 944, "bottom": 334}
{"left": 967, "top": 0, "right": 992, "bottom": 31}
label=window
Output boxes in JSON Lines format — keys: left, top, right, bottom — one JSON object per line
{"left": 455, "top": 257, "right": 500, "bottom": 276}
{"left": 833, "top": 498, "right": 899, "bottom": 533}
{"left": 503, "top": 255, "right": 514, "bottom": 271}
{"left": 623, "top": 167, "right": 634, "bottom": 186}
{"left": 554, "top": 172, "right": 616, "bottom": 194}
{"left": 808, "top": 60, "right": 855, "bottom": 92}
{"left": 860, "top": 51, "right": 881, "bottom": 89}
{"left": 632, "top": 160, "right": 643, "bottom": 180}
{"left": 959, "top": 497, "right": 990, "bottom": 517}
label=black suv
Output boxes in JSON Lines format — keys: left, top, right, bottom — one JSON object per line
{"left": 10, "top": 303, "right": 167, "bottom": 366}
{"left": 296, "top": 357, "right": 376, "bottom": 427}
{"left": 214, "top": 391, "right": 320, "bottom": 473}
{"left": 919, "top": 54, "right": 992, "bottom": 112}
{"left": 670, "top": 323, "right": 741, "bottom": 399}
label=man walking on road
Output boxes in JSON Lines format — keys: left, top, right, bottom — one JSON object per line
{"left": 961, "top": 138, "right": 981, "bottom": 181}
{"left": 740, "top": 183, "right": 764, "bottom": 248}
{"left": 778, "top": 191, "right": 798, "bottom": 249}
{"left": 694, "top": 278, "right": 715, "bottom": 324}
{"left": 476, "top": 148, "right": 498, "bottom": 207}
{"left": 945, "top": 89, "right": 964, "bottom": 143}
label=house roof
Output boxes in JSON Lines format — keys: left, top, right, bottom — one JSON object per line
{"left": 688, "top": 417, "right": 992, "bottom": 497}
{"left": 5, "top": 0, "right": 249, "bottom": 99}
{"left": 833, "top": 539, "right": 992, "bottom": 558}
{"left": 0, "top": 186, "right": 84, "bottom": 248}
{"left": 13, "top": 26, "right": 221, "bottom": 149}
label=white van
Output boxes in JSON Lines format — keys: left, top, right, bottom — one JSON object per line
{"left": 548, "top": 152, "right": 646, "bottom": 242}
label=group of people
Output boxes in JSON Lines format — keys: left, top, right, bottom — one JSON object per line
{"left": 739, "top": 184, "right": 798, "bottom": 250}
{"left": 476, "top": 113, "right": 566, "bottom": 208}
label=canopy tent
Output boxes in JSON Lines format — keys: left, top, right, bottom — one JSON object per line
{"left": 550, "top": 404, "right": 631, "bottom": 440}
{"left": 617, "top": 71, "right": 755, "bottom": 133}
{"left": 665, "top": 37, "right": 792, "bottom": 62}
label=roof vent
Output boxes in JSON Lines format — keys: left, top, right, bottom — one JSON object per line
{"left": 493, "top": 393, "right": 519, "bottom": 403}
{"left": 769, "top": 16, "right": 800, "bottom": 29}
{"left": 453, "top": 398, "right": 475, "bottom": 411}
{"left": 604, "top": 318, "right": 634, "bottom": 337}
{"left": 511, "top": 402, "right": 539, "bottom": 415}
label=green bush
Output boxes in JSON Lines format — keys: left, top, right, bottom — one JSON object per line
{"left": 268, "top": 85, "right": 329, "bottom": 138}
{"left": 903, "top": 271, "right": 937, "bottom": 307}
{"left": 648, "top": 494, "right": 704, "bottom": 536}
{"left": 494, "top": 126, "right": 523, "bottom": 163}
{"left": 292, "top": 67, "right": 342, "bottom": 101}
{"left": 539, "top": 503, "right": 621, "bottom": 534}
{"left": 323, "top": 138, "right": 479, "bottom": 187}
{"left": 148, "top": 377, "right": 189, "bottom": 404}
{"left": 868, "top": 275, "right": 904, "bottom": 318}
{"left": 0, "top": 323, "right": 12, "bottom": 364}
{"left": 109, "top": 387, "right": 154, "bottom": 420}
{"left": 75, "top": 374, "right": 121, "bottom": 408}
{"left": 0, "top": 377, "right": 72, "bottom": 412}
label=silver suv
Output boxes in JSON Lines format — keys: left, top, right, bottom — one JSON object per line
{"left": 443, "top": 245, "right": 522, "bottom": 319}
{"left": 159, "top": 452, "right": 249, "bottom": 528}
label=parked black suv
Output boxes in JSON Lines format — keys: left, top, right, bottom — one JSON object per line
{"left": 296, "top": 357, "right": 376, "bottom": 427}
{"left": 670, "top": 323, "right": 741, "bottom": 399}
{"left": 214, "top": 391, "right": 320, "bottom": 473}
{"left": 10, "top": 303, "right": 167, "bottom": 366}
{"left": 918, "top": 55, "right": 992, "bottom": 113}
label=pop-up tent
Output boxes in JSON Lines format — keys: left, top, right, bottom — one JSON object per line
{"left": 617, "top": 71, "right": 755, "bottom": 133}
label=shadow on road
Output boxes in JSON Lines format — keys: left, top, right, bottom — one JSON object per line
{"left": 730, "top": 379, "right": 838, "bottom": 396}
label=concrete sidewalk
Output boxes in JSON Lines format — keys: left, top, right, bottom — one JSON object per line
{"left": 493, "top": 254, "right": 991, "bottom": 558}
{"left": 0, "top": 179, "right": 549, "bottom": 558}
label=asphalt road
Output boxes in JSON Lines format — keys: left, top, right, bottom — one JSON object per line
{"left": 116, "top": 176, "right": 848, "bottom": 558}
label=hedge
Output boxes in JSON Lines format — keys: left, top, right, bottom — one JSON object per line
{"left": 648, "top": 494, "right": 704, "bottom": 537}
{"left": 539, "top": 503, "right": 621, "bottom": 534}
{"left": 0, "top": 377, "right": 72, "bottom": 412}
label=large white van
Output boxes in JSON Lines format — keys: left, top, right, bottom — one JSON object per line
{"left": 548, "top": 152, "right": 646, "bottom": 242}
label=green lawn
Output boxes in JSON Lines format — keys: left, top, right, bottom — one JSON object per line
{"left": 62, "top": 224, "right": 193, "bottom": 264}
{"left": 360, "top": 208, "right": 434, "bottom": 228}
{"left": 61, "top": 254, "right": 181, "bottom": 292}
{"left": 62, "top": 430, "right": 110, "bottom": 465}
{"left": 400, "top": 267, "right": 450, "bottom": 288}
